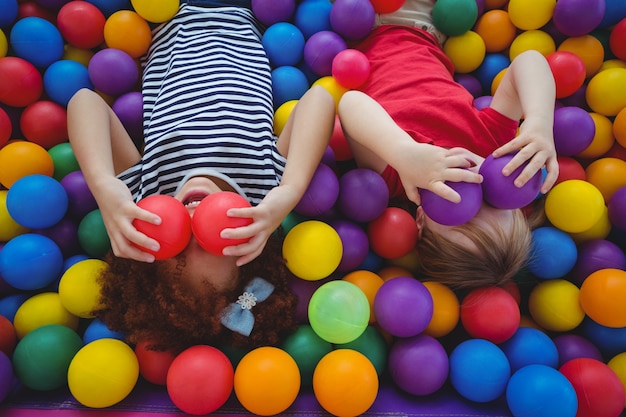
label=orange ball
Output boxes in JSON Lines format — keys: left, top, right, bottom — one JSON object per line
{"left": 0, "top": 141, "right": 54, "bottom": 188}
{"left": 422, "top": 281, "right": 460, "bottom": 338}
{"left": 585, "top": 157, "right": 626, "bottom": 202}
{"left": 557, "top": 35, "right": 605, "bottom": 78}
{"left": 613, "top": 107, "right": 626, "bottom": 148}
{"left": 377, "top": 265, "right": 413, "bottom": 281}
{"left": 474, "top": 9, "right": 517, "bottom": 53}
{"left": 342, "top": 270, "right": 384, "bottom": 324}
{"left": 576, "top": 112, "right": 615, "bottom": 159}
{"left": 580, "top": 268, "right": 626, "bottom": 328}
{"left": 103, "top": 10, "right": 152, "bottom": 58}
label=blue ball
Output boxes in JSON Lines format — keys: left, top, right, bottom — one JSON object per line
{"left": 598, "top": 0, "right": 626, "bottom": 28}
{"left": 294, "top": 0, "right": 332, "bottom": 38}
{"left": 261, "top": 22, "right": 305, "bottom": 67}
{"left": 449, "top": 339, "right": 511, "bottom": 403}
{"left": 581, "top": 317, "right": 626, "bottom": 358}
{"left": 6, "top": 174, "right": 68, "bottom": 230}
{"left": 9, "top": 17, "right": 64, "bottom": 68}
{"left": 271, "top": 66, "right": 309, "bottom": 109}
{"left": 500, "top": 327, "right": 559, "bottom": 373}
{"left": 473, "top": 53, "right": 510, "bottom": 92}
{"left": 83, "top": 319, "right": 125, "bottom": 344}
{"left": 44, "top": 60, "right": 93, "bottom": 107}
{"left": 528, "top": 226, "right": 578, "bottom": 279}
{"left": 84, "top": 0, "right": 131, "bottom": 17}
{"left": 0, "top": 0, "right": 18, "bottom": 28}
{"left": 0, "top": 293, "right": 30, "bottom": 322}
{"left": 506, "top": 365, "right": 578, "bottom": 417}
{"left": 0, "top": 234, "right": 63, "bottom": 291}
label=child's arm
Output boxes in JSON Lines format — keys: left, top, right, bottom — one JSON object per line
{"left": 337, "top": 90, "right": 483, "bottom": 205}
{"left": 67, "top": 89, "right": 162, "bottom": 262}
{"left": 489, "top": 50, "right": 558, "bottom": 194}
{"left": 221, "top": 85, "right": 336, "bottom": 266}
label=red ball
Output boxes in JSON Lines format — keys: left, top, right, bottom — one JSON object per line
{"left": 0, "top": 108, "right": 11, "bottom": 148}
{"left": 332, "top": 48, "right": 370, "bottom": 89}
{"left": 57, "top": 1, "right": 106, "bottom": 49}
{"left": 560, "top": 358, "right": 626, "bottom": 417}
{"left": 369, "top": 0, "right": 405, "bottom": 14}
{"left": 609, "top": 17, "right": 626, "bottom": 61}
{"left": 167, "top": 345, "right": 234, "bottom": 415}
{"left": 0, "top": 57, "right": 43, "bottom": 107}
{"left": 191, "top": 191, "right": 252, "bottom": 256}
{"left": 329, "top": 114, "right": 353, "bottom": 161}
{"left": 556, "top": 155, "right": 586, "bottom": 185}
{"left": 367, "top": 207, "right": 418, "bottom": 259}
{"left": 0, "top": 315, "right": 17, "bottom": 357}
{"left": 460, "top": 286, "right": 520, "bottom": 344}
{"left": 134, "top": 341, "right": 176, "bottom": 386}
{"left": 133, "top": 195, "right": 192, "bottom": 260}
{"left": 546, "top": 51, "right": 586, "bottom": 99}
{"left": 20, "top": 100, "right": 68, "bottom": 149}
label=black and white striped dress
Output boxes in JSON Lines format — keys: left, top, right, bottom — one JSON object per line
{"left": 118, "top": 4, "right": 286, "bottom": 205}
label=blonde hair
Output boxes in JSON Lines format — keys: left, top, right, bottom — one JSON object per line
{"left": 416, "top": 209, "right": 532, "bottom": 289}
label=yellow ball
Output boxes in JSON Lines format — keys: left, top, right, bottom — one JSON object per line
{"left": 68, "top": 339, "right": 139, "bottom": 409}
{"left": 545, "top": 179, "right": 605, "bottom": 233}
{"left": 58, "top": 259, "right": 108, "bottom": 319}
{"left": 283, "top": 220, "right": 343, "bottom": 281}
{"left": 13, "top": 292, "right": 79, "bottom": 339}
{"left": 607, "top": 352, "right": 626, "bottom": 408}
{"left": 576, "top": 112, "right": 615, "bottom": 159}
{"left": 614, "top": 106, "right": 626, "bottom": 148}
{"left": 0, "top": 29, "right": 7, "bottom": 58}
{"left": 558, "top": 35, "right": 605, "bottom": 78}
{"left": 586, "top": 67, "right": 626, "bottom": 116}
{"left": 568, "top": 205, "right": 611, "bottom": 245}
{"left": 443, "top": 30, "right": 486, "bottom": 73}
{"left": 131, "top": 0, "right": 178, "bottom": 23}
{"left": 234, "top": 347, "right": 300, "bottom": 416}
{"left": 528, "top": 279, "right": 585, "bottom": 332}
{"left": 422, "top": 281, "right": 460, "bottom": 338}
{"left": 507, "top": 0, "right": 556, "bottom": 30}
{"left": 509, "top": 30, "right": 556, "bottom": 61}
{"left": 491, "top": 67, "right": 507, "bottom": 95}
{"left": 0, "top": 190, "right": 29, "bottom": 241}
{"left": 273, "top": 99, "right": 297, "bottom": 137}
{"left": 585, "top": 157, "right": 626, "bottom": 202}
{"left": 599, "top": 59, "right": 626, "bottom": 72}
{"left": 62, "top": 45, "right": 94, "bottom": 67}
{"left": 312, "top": 76, "right": 348, "bottom": 111}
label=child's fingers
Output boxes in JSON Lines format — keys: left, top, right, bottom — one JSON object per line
{"left": 540, "top": 158, "right": 559, "bottom": 194}
{"left": 227, "top": 207, "right": 255, "bottom": 218}
{"left": 430, "top": 181, "right": 462, "bottom": 204}
{"left": 134, "top": 207, "right": 162, "bottom": 225}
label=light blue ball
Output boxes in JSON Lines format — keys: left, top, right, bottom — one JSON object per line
{"left": 261, "top": 22, "right": 305, "bottom": 67}
{"left": 528, "top": 226, "right": 578, "bottom": 279}
{"left": 44, "top": 60, "right": 93, "bottom": 107}
{"left": 0, "top": 234, "right": 63, "bottom": 291}
{"left": 10, "top": 17, "right": 64, "bottom": 68}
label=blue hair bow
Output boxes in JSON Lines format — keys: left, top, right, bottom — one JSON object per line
{"left": 220, "top": 277, "right": 274, "bottom": 336}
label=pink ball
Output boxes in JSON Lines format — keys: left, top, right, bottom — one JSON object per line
{"left": 332, "top": 49, "right": 370, "bottom": 89}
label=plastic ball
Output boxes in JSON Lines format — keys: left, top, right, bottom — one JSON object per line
{"left": 288, "top": 276, "right": 326, "bottom": 323}
{"left": 609, "top": 185, "right": 626, "bottom": 232}
{"left": 342, "top": 270, "right": 384, "bottom": 323}
{"left": 574, "top": 239, "right": 626, "bottom": 285}
{"left": 261, "top": 22, "right": 305, "bottom": 68}
{"left": 57, "top": 1, "right": 106, "bottom": 49}
{"left": 308, "top": 280, "right": 370, "bottom": 344}
{"left": 0, "top": 0, "right": 18, "bottom": 27}
{"left": 330, "top": 219, "right": 369, "bottom": 272}
{"left": 0, "top": 107, "right": 9, "bottom": 147}
{"left": 607, "top": 352, "right": 626, "bottom": 407}
{"left": 281, "top": 325, "right": 333, "bottom": 387}
{"left": 560, "top": 358, "right": 626, "bottom": 417}
{"left": 337, "top": 168, "right": 389, "bottom": 223}
{"left": 420, "top": 180, "right": 482, "bottom": 226}
{"left": 0, "top": 315, "right": 16, "bottom": 357}
{"left": 449, "top": 339, "right": 511, "bottom": 403}
{"left": 546, "top": 51, "right": 586, "bottom": 98}
{"left": 460, "top": 286, "right": 520, "bottom": 344}
{"left": 455, "top": 73, "right": 483, "bottom": 97}
{"left": 478, "top": 153, "right": 542, "bottom": 209}
{"left": 422, "top": 281, "right": 460, "bottom": 338}
{"left": 132, "top": 195, "right": 192, "bottom": 260}
{"left": 282, "top": 220, "right": 343, "bottom": 281}
{"left": 558, "top": 35, "right": 605, "bottom": 78}
{"left": 506, "top": 364, "right": 578, "bottom": 417}
{"left": 0, "top": 352, "right": 12, "bottom": 403}
{"left": 273, "top": 99, "right": 297, "bottom": 136}
{"left": 367, "top": 207, "right": 418, "bottom": 260}
{"left": 582, "top": 318, "right": 626, "bottom": 359}
{"left": 77, "top": 209, "right": 111, "bottom": 258}
{"left": 313, "top": 349, "right": 378, "bottom": 417}
{"left": 528, "top": 279, "right": 585, "bottom": 332}
{"left": 60, "top": 170, "right": 98, "bottom": 219}
{"left": 528, "top": 226, "right": 578, "bottom": 279}
{"left": 332, "top": 49, "right": 370, "bottom": 89}
{"left": 133, "top": 341, "right": 175, "bottom": 386}
{"left": 577, "top": 112, "right": 615, "bottom": 159}
{"left": 0, "top": 57, "right": 43, "bottom": 107}
{"left": 610, "top": 17, "right": 626, "bottom": 60}
{"left": 509, "top": 30, "right": 556, "bottom": 61}
{"left": 369, "top": 0, "right": 405, "bottom": 13}
{"left": 10, "top": 17, "right": 64, "bottom": 68}
{"left": 555, "top": 155, "right": 586, "bottom": 185}
{"left": 294, "top": 0, "right": 332, "bottom": 39}
{"left": 7, "top": 174, "right": 68, "bottom": 229}
{"left": 500, "top": 327, "right": 559, "bottom": 373}
{"left": 19, "top": 100, "right": 67, "bottom": 149}
{"left": 83, "top": 318, "right": 125, "bottom": 345}
{"left": 545, "top": 179, "right": 605, "bottom": 233}
{"left": 586, "top": 157, "right": 626, "bottom": 202}
{"left": 473, "top": 52, "right": 510, "bottom": 92}
{"left": 335, "top": 325, "right": 388, "bottom": 377}
{"left": 329, "top": 0, "right": 375, "bottom": 41}
{"left": 586, "top": 67, "right": 626, "bottom": 116}
{"left": 553, "top": 106, "right": 595, "bottom": 156}
{"left": 49, "top": 142, "right": 80, "bottom": 181}
{"left": 43, "top": 59, "right": 93, "bottom": 107}
{"left": 58, "top": 259, "right": 107, "bottom": 319}
{"left": 507, "top": 0, "right": 556, "bottom": 30}
{"left": 251, "top": 0, "right": 295, "bottom": 26}
{"left": 614, "top": 107, "right": 626, "bottom": 148}
{"left": 0, "top": 190, "right": 28, "bottom": 242}
{"left": 271, "top": 66, "right": 309, "bottom": 109}
{"left": 312, "top": 75, "right": 349, "bottom": 109}
{"left": 11, "top": 324, "right": 83, "bottom": 391}
{"left": 191, "top": 191, "right": 252, "bottom": 256}
{"left": 68, "top": 338, "right": 139, "bottom": 408}
{"left": 294, "top": 163, "right": 339, "bottom": 217}
{"left": 388, "top": 334, "right": 449, "bottom": 396}
{"left": 103, "top": 10, "right": 151, "bottom": 58}
{"left": 130, "top": 0, "right": 178, "bottom": 23}
{"left": 234, "top": 346, "right": 300, "bottom": 416}
{"left": 0, "top": 233, "right": 63, "bottom": 291}
{"left": 373, "top": 276, "right": 432, "bottom": 338}
{"left": 443, "top": 30, "right": 486, "bottom": 73}
{"left": 88, "top": 48, "right": 139, "bottom": 96}
{"left": 553, "top": 0, "right": 605, "bottom": 37}
{"left": 579, "top": 268, "right": 626, "bottom": 328}
{"left": 13, "top": 292, "right": 79, "bottom": 339}
{"left": 473, "top": 9, "right": 516, "bottom": 53}
{"left": 432, "top": 0, "right": 478, "bottom": 37}
{"left": 167, "top": 345, "right": 233, "bottom": 415}
{"left": 553, "top": 334, "right": 604, "bottom": 367}
{"left": 304, "top": 30, "right": 347, "bottom": 76}
{"left": 112, "top": 91, "right": 143, "bottom": 144}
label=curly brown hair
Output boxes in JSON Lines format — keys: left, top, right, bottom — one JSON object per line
{"left": 93, "top": 236, "right": 297, "bottom": 353}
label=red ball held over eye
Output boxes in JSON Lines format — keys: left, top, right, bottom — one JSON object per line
{"left": 191, "top": 191, "right": 253, "bottom": 256}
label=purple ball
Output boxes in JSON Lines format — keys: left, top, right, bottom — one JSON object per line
{"left": 473, "top": 95, "right": 492, "bottom": 110}
{"left": 330, "top": 219, "right": 369, "bottom": 272}
{"left": 35, "top": 218, "right": 80, "bottom": 258}
{"left": 294, "top": 163, "right": 339, "bottom": 217}
{"left": 60, "top": 171, "right": 98, "bottom": 220}
{"left": 553, "top": 106, "right": 595, "bottom": 156}
{"left": 374, "top": 276, "right": 433, "bottom": 338}
{"left": 329, "top": 0, "right": 375, "bottom": 40}
{"left": 553, "top": 0, "right": 606, "bottom": 37}
{"left": 389, "top": 334, "right": 449, "bottom": 396}
{"left": 251, "top": 0, "right": 295, "bottom": 26}
{"left": 337, "top": 168, "right": 389, "bottom": 223}
{"left": 0, "top": 352, "right": 13, "bottom": 403}
{"left": 608, "top": 186, "right": 626, "bottom": 232}
{"left": 420, "top": 181, "right": 483, "bottom": 226}
{"left": 479, "top": 153, "right": 542, "bottom": 209}
{"left": 552, "top": 334, "right": 604, "bottom": 367}
{"left": 112, "top": 91, "right": 143, "bottom": 144}
{"left": 88, "top": 48, "right": 139, "bottom": 96}
{"left": 303, "top": 30, "right": 347, "bottom": 76}
{"left": 455, "top": 73, "right": 483, "bottom": 98}
{"left": 571, "top": 239, "right": 626, "bottom": 285}
{"left": 558, "top": 84, "right": 589, "bottom": 110}
{"left": 288, "top": 277, "right": 328, "bottom": 323}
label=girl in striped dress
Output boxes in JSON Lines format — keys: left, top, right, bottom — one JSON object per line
{"left": 67, "top": 0, "right": 335, "bottom": 351}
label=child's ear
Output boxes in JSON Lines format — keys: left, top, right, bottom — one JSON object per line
{"left": 415, "top": 206, "right": 425, "bottom": 239}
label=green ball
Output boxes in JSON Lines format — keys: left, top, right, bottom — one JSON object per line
{"left": 12, "top": 324, "right": 83, "bottom": 391}
{"left": 432, "top": 0, "right": 478, "bottom": 37}
{"left": 308, "top": 280, "right": 370, "bottom": 344}
{"left": 48, "top": 142, "right": 80, "bottom": 181}
{"left": 281, "top": 325, "right": 333, "bottom": 387}
{"left": 336, "top": 326, "right": 388, "bottom": 376}
{"left": 78, "top": 209, "right": 111, "bottom": 258}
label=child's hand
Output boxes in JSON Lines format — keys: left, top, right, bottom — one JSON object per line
{"left": 492, "top": 116, "right": 558, "bottom": 194}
